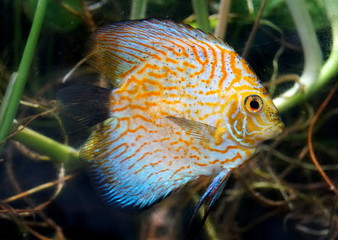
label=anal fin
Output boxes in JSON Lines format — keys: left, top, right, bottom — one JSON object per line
{"left": 186, "top": 170, "right": 231, "bottom": 239}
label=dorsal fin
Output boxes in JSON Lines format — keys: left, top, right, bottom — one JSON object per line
{"left": 56, "top": 85, "right": 111, "bottom": 134}
{"left": 89, "top": 19, "right": 232, "bottom": 86}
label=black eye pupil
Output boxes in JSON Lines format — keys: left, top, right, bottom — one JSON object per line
{"left": 250, "top": 100, "right": 260, "bottom": 109}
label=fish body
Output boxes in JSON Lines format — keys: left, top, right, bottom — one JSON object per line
{"left": 59, "top": 19, "right": 283, "bottom": 207}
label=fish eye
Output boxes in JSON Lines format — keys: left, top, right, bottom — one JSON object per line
{"left": 244, "top": 95, "right": 264, "bottom": 113}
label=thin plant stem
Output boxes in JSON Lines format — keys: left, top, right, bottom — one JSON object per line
{"left": 0, "top": 0, "right": 47, "bottom": 149}
{"left": 214, "top": 0, "right": 231, "bottom": 39}
{"left": 130, "top": 0, "right": 148, "bottom": 20}
{"left": 54, "top": 0, "right": 96, "bottom": 31}
{"left": 308, "top": 80, "right": 338, "bottom": 196}
{"left": 3, "top": 174, "right": 74, "bottom": 203}
{"left": 241, "top": 0, "right": 267, "bottom": 59}
{"left": 192, "top": 0, "right": 211, "bottom": 33}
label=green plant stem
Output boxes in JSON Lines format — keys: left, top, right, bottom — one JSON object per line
{"left": 273, "top": 0, "right": 323, "bottom": 112}
{"left": 192, "top": 0, "right": 211, "bottom": 33}
{"left": 273, "top": 0, "right": 338, "bottom": 112}
{"left": 130, "top": 0, "right": 148, "bottom": 20}
{"left": 0, "top": 0, "right": 47, "bottom": 148}
{"left": 317, "top": 0, "right": 338, "bottom": 90}
{"left": 12, "top": 125, "right": 80, "bottom": 168}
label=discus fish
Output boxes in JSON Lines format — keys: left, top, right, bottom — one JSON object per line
{"left": 57, "top": 19, "right": 283, "bottom": 209}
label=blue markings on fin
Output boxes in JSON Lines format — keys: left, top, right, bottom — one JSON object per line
{"left": 196, "top": 170, "right": 230, "bottom": 213}
{"left": 186, "top": 170, "right": 231, "bottom": 239}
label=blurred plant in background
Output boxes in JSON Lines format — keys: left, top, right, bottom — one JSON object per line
{"left": 0, "top": 0, "right": 338, "bottom": 239}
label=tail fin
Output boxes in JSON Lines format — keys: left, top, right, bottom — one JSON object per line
{"left": 56, "top": 85, "right": 111, "bottom": 134}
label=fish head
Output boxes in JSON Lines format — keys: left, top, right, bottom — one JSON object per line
{"left": 225, "top": 85, "right": 284, "bottom": 148}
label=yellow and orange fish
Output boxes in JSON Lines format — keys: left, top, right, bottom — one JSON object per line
{"left": 57, "top": 19, "right": 283, "bottom": 208}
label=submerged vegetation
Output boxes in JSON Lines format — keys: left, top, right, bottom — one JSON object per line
{"left": 0, "top": 0, "right": 338, "bottom": 239}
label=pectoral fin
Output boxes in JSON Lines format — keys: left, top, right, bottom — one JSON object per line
{"left": 167, "top": 116, "right": 225, "bottom": 144}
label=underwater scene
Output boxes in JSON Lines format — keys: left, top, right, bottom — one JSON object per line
{"left": 0, "top": 0, "right": 338, "bottom": 239}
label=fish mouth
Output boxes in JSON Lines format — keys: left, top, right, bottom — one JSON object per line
{"left": 267, "top": 122, "right": 284, "bottom": 138}
{"left": 234, "top": 121, "right": 284, "bottom": 149}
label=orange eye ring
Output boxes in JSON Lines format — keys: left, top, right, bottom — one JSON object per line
{"left": 244, "top": 95, "right": 264, "bottom": 113}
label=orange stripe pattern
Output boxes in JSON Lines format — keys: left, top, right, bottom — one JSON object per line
{"left": 81, "top": 19, "right": 283, "bottom": 207}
